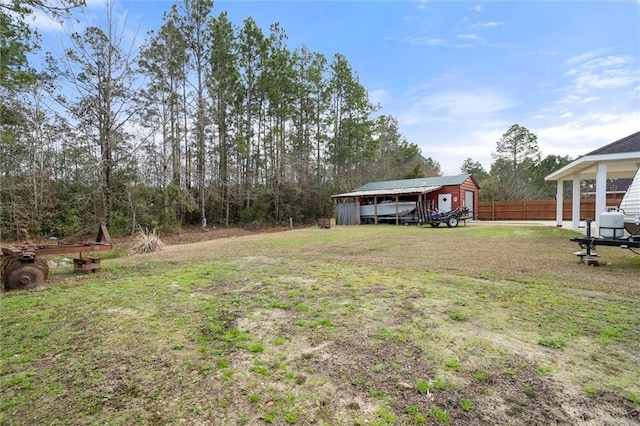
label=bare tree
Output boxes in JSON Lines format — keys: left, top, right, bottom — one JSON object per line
{"left": 51, "top": 0, "right": 140, "bottom": 220}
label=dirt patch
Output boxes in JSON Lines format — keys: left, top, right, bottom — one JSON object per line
{"left": 159, "top": 225, "right": 295, "bottom": 245}
{"left": 3, "top": 224, "right": 639, "bottom": 425}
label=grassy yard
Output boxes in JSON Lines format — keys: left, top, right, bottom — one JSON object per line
{"left": 1, "top": 224, "right": 639, "bottom": 425}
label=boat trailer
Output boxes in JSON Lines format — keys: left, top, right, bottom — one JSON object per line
{"left": 1, "top": 222, "right": 112, "bottom": 291}
{"left": 570, "top": 219, "right": 640, "bottom": 266}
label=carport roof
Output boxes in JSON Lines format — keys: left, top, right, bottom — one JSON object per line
{"left": 332, "top": 174, "right": 474, "bottom": 198}
{"left": 354, "top": 174, "right": 472, "bottom": 191}
{"left": 332, "top": 185, "right": 442, "bottom": 198}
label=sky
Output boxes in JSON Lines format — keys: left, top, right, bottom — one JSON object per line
{"left": 33, "top": 0, "right": 640, "bottom": 175}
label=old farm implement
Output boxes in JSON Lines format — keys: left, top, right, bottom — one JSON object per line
{"left": 1, "top": 222, "right": 112, "bottom": 291}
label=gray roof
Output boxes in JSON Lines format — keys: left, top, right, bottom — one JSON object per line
{"left": 585, "top": 131, "right": 640, "bottom": 156}
{"left": 354, "top": 174, "right": 473, "bottom": 192}
{"left": 332, "top": 185, "right": 442, "bottom": 198}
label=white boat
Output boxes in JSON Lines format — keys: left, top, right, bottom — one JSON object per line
{"left": 360, "top": 200, "right": 416, "bottom": 218}
{"left": 619, "top": 167, "right": 640, "bottom": 234}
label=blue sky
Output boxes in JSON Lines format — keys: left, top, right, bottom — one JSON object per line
{"left": 35, "top": 0, "right": 640, "bottom": 175}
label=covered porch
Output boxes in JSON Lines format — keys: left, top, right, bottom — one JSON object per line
{"left": 545, "top": 132, "right": 640, "bottom": 237}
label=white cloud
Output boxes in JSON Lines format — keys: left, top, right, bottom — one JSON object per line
{"left": 398, "top": 36, "right": 473, "bottom": 48}
{"left": 369, "top": 89, "right": 391, "bottom": 106}
{"left": 573, "top": 70, "right": 636, "bottom": 90}
{"left": 556, "top": 53, "right": 639, "bottom": 112}
{"left": 557, "top": 94, "right": 600, "bottom": 105}
{"left": 402, "top": 89, "right": 516, "bottom": 124}
{"left": 565, "top": 50, "right": 607, "bottom": 65}
{"left": 417, "top": 127, "right": 506, "bottom": 174}
{"left": 466, "top": 20, "right": 503, "bottom": 34}
{"left": 471, "top": 5, "right": 483, "bottom": 13}
{"left": 421, "top": 109, "right": 638, "bottom": 175}
{"left": 563, "top": 54, "right": 638, "bottom": 92}
{"left": 457, "top": 33, "right": 481, "bottom": 41}
{"left": 28, "top": 10, "right": 65, "bottom": 33}
{"left": 392, "top": 88, "right": 517, "bottom": 173}
{"left": 536, "top": 111, "right": 640, "bottom": 158}
{"left": 581, "top": 96, "right": 600, "bottom": 104}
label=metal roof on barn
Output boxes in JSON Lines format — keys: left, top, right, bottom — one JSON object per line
{"left": 332, "top": 174, "right": 473, "bottom": 198}
{"left": 332, "top": 185, "right": 442, "bottom": 198}
{"left": 355, "top": 174, "right": 472, "bottom": 191}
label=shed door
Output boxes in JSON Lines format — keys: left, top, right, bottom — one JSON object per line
{"left": 438, "top": 194, "right": 452, "bottom": 212}
{"left": 465, "top": 190, "right": 475, "bottom": 220}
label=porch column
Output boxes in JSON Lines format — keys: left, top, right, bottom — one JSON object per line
{"left": 594, "top": 163, "right": 607, "bottom": 237}
{"left": 572, "top": 175, "right": 581, "bottom": 232}
{"left": 555, "top": 180, "right": 563, "bottom": 227}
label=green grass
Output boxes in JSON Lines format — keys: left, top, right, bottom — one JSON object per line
{"left": 448, "top": 311, "right": 468, "bottom": 321}
{"left": 459, "top": 399, "right": 474, "bottom": 411}
{"left": 627, "top": 393, "right": 640, "bottom": 405}
{"left": 1, "top": 224, "right": 638, "bottom": 425}
{"left": 416, "top": 380, "right": 430, "bottom": 393}
{"left": 538, "top": 336, "right": 567, "bottom": 349}
{"left": 431, "top": 404, "right": 451, "bottom": 423}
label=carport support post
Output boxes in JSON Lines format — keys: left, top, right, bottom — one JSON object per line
{"left": 572, "top": 175, "right": 581, "bottom": 232}
{"left": 374, "top": 196, "right": 378, "bottom": 225}
{"left": 555, "top": 180, "right": 564, "bottom": 227}
{"left": 395, "top": 195, "right": 399, "bottom": 225}
{"left": 594, "top": 163, "right": 607, "bottom": 237}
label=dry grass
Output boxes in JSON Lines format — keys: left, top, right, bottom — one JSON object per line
{"left": 126, "top": 227, "right": 165, "bottom": 256}
{"left": 1, "top": 223, "right": 639, "bottom": 425}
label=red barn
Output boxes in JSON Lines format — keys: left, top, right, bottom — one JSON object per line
{"left": 332, "top": 174, "right": 480, "bottom": 225}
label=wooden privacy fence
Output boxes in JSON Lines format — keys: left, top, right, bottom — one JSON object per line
{"left": 478, "top": 197, "right": 624, "bottom": 221}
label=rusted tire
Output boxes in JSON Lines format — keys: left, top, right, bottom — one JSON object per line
{"left": 2, "top": 259, "right": 49, "bottom": 291}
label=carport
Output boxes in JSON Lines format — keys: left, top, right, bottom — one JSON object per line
{"left": 332, "top": 174, "right": 480, "bottom": 225}
{"left": 332, "top": 185, "right": 441, "bottom": 225}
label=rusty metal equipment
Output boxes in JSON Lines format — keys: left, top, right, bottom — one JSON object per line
{"left": 1, "top": 222, "right": 112, "bottom": 291}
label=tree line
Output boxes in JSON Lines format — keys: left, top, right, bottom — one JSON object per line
{"left": 1, "top": 0, "right": 572, "bottom": 241}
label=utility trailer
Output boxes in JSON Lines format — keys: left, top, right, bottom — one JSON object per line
{"left": 411, "top": 204, "right": 471, "bottom": 228}
{"left": 570, "top": 218, "right": 640, "bottom": 266}
{"left": 1, "top": 222, "right": 112, "bottom": 291}
{"left": 570, "top": 167, "right": 640, "bottom": 265}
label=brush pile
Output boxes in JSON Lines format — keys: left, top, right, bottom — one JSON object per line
{"left": 128, "top": 227, "right": 165, "bottom": 255}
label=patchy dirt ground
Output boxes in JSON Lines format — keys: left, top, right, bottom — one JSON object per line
{"left": 159, "top": 225, "right": 295, "bottom": 245}
{"left": 2, "top": 224, "right": 639, "bottom": 425}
